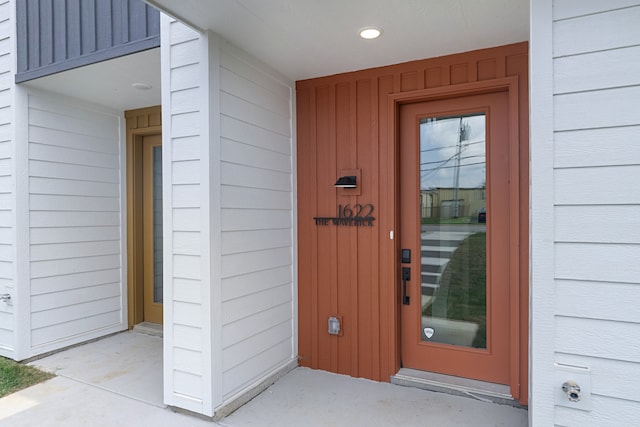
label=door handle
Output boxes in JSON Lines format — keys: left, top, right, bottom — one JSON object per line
{"left": 402, "top": 267, "right": 411, "bottom": 305}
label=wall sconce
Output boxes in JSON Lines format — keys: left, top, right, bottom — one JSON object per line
{"left": 334, "top": 176, "right": 357, "bottom": 188}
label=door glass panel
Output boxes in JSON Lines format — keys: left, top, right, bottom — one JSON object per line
{"left": 419, "top": 114, "right": 486, "bottom": 349}
{"left": 152, "top": 146, "right": 163, "bottom": 304}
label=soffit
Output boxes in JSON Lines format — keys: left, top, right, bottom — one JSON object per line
{"left": 147, "top": 0, "right": 529, "bottom": 81}
{"left": 22, "top": 48, "right": 161, "bottom": 112}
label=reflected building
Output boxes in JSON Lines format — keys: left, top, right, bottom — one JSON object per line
{"left": 421, "top": 187, "right": 486, "bottom": 221}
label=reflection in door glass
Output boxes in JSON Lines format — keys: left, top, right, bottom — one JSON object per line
{"left": 419, "top": 114, "right": 486, "bottom": 349}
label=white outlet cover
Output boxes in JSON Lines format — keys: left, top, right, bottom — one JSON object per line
{"left": 554, "top": 363, "right": 592, "bottom": 411}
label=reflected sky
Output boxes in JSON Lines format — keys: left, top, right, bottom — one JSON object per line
{"left": 420, "top": 114, "right": 486, "bottom": 190}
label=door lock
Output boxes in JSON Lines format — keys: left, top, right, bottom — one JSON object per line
{"left": 402, "top": 267, "right": 411, "bottom": 305}
{"left": 401, "top": 248, "right": 411, "bottom": 264}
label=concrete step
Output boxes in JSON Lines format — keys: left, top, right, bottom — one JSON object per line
{"left": 421, "top": 272, "right": 440, "bottom": 285}
{"left": 422, "top": 238, "right": 468, "bottom": 247}
{"left": 133, "top": 322, "right": 163, "bottom": 337}
{"left": 421, "top": 245, "right": 457, "bottom": 258}
{"left": 421, "top": 283, "right": 438, "bottom": 296}
{"left": 421, "top": 257, "right": 449, "bottom": 274}
{"left": 391, "top": 368, "right": 521, "bottom": 408}
{"left": 421, "top": 231, "right": 472, "bottom": 241}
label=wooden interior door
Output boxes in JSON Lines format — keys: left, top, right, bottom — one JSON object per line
{"left": 142, "top": 134, "right": 163, "bottom": 324}
{"left": 399, "top": 91, "right": 511, "bottom": 384}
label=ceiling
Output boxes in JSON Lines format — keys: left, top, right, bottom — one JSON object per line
{"left": 22, "top": 0, "right": 529, "bottom": 111}
{"left": 24, "top": 48, "right": 161, "bottom": 112}
{"left": 149, "top": 0, "right": 529, "bottom": 81}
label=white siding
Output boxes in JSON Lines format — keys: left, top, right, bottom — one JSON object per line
{"left": 162, "top": 17, "right": 296, "bottom": 416}
{"left": 26, "top": 90, "right": 126, "bottom": 352}
{"left": 218, "top": 39, "right": 295, "bottom": 403}
{"left": 0, "top": 0, "right": 15, "bottom": 358}
{"left": 531, "top": 1, "right": 640, "bottom": 424}
{"left": 162, "top": 18, "right": 209, "bottom": 415}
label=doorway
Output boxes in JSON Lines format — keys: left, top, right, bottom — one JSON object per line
{"left": 125, "top": 106, "right": 163, "bottom": 327}
{"left": 399, "top": 91, "right": 512, "bottom": 385}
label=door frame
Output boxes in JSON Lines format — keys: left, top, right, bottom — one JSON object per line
{"left": 388, "top": 77, "right": 524, "bottom": 399}
{"left": 125, "top": 106, "right": 162, "bottom": 328}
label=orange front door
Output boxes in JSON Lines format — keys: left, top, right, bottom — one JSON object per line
{"left": 400, "top": 91, "right": 511, "bottom": 384}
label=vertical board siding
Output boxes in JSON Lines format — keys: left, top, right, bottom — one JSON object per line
{"left": 27, "top": 91, "right": 125, "bottom": 349}
{"left": 296, "top": 43, "right": 529, "bottom": 402}
{"left": 16, "top": 0, "right": 160, "bottom": 82}
{"left": 551, "top": 1, "right": 640, "bottom": 421}
{"left": 218, "top": 41, "right": 295, "bottom": 401}
{"left": 0, "top": 0, "right": 14, "bottom": 355}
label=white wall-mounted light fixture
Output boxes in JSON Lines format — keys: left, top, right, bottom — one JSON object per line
{"left": 359, "top": 26, "right": 383, "bottom": 40}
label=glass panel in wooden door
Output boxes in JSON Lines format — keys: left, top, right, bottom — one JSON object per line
{"left": 419, "top": 114, "right": 487, "bottom": 349}
{"left": 143, "top": 135, "right": 163, "bottom": 324}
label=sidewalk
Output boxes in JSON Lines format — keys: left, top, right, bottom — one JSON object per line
{"left": 0, "top": 376, "right": 213, "bottom": 427}
{"left": 220, "top": 368, "right": 528, "bottom": 427}
{"left": 0, "top": 331, "right": 527, "bottom": 426}
{"left": 0, "top": 368, "right": 527, "bottom": 427}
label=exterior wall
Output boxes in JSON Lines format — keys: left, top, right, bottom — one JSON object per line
{"left": 16, "top": 0, "right": 160, "bottom": 83}
{"left": 296, "top": 43, "right": 529, "bottom": 403}
{"left": 530, "top": 0, "right": 640, "bottom": 424}
{"left": 161, "top": 18, "right": 296, "bottom": 415}
{"left": 218, "top": 37, "right": 295, "bottom": 402}
{"left": 24, "top": 88, "right": 126, "bottom": 355}
{"left": 1, "top": 0, "right": 137, "bottom": 363}
{"left": 0, "top": 0, "right": 15, "bottom": 358}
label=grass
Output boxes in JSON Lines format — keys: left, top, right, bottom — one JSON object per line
{"left": 423, "top": 232, "right": 487, "bottom": 348}
{"left": 0, "top": 357, "right": 54, "bottom": 398}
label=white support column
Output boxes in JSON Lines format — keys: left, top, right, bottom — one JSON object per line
{"left": 201, "top": 28, "right": 223, "bottom": 415}
{"left": 161, "top": 15, "right": 223, "bottom": 416}
{"left": 12, "top": 85, "right": 29, "bottom": 361}
{"left": 529, "top": 0, "right": 556, "bottom": 424}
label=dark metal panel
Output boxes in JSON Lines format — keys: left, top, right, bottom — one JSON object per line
{"left": 15, "top": 0, "right": 28, "bottom": 73}
{"left": 111, "top": 0, "right": 123, "bottom": 46}
{"left": 120, "top": 0, "right": 129, "bottom": 44}
{"left": 39, "top": 0, "right": 53, "bottom": 66}
{"left": 146, "top": 4, "right": 160, "bottom": 36}
{"left": 80, "top": 0, "right": 96, "bottom": 54}
{"left": 52, "top": 0, "right": 67, "bottom": 62}
{"left": 26, "top": 0, "right": 39, "bottom": 70}
{"left": 66, "top": 0, "right": 82, "bottom": 60}
{"left": 16, "top": 0, "right": 161, "bottom": 83}
{"left": 96, "top": 0, "right": 113, "bottom": 50}
{"left": 128, "top": 0, "right": 146, "bottom": 41}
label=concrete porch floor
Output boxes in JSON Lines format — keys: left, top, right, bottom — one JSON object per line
{"left": 0, "top": 331, "right": 528, "bottom": 426}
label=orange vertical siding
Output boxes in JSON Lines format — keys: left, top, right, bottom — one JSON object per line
{"left": 296, "top": 42, "right": 529, "bottom": 404}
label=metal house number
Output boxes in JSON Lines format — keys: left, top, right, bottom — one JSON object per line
{"left": 314, "top": 204, "right": 375, "bottom": 227}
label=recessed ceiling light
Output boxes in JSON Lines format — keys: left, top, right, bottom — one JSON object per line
{"left": 359, "top": 27, "right": 382, "bottom": 40}
{"left": 132, "top": 82, "right": 152, "bottom": 90}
